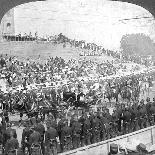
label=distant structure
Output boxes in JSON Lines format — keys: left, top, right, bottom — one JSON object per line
{"left": 0, "top": 9, "right": 15, "bottom": 39}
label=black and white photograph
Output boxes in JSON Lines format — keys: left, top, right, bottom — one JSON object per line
{"left": 0, "top": 0, "right": 155, "bottom": 154}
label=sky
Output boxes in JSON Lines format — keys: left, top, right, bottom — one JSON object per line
{"left": 13, "top": 0, "right": 155, "bottom": 50}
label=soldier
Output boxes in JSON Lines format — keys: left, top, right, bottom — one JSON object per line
{"left": 130, "top": 102, "right": 140, "bottom": 131}
{"left": 21, "top": 120, "right": 33, "bottom": 155}
{"left": 29, "top": 126, "right": 42, "bottom": 155}
{"left": 35, "top": 118, "right": 45, "bottom": 155}
{"left": 78, "top": 111, "right": 86, "bottom": 147}
{"left": 82, "top": 113, "right": 91, "bottom": 146}
{"left": 46, "top": 113, "right": 57, "bottom": 130}
{"left": 149, "top": 98, "right": 155, "bottom": 126}
{"left": 122, "top": 106, "right": 132, "bottom": 134}
{"left": 138, "top": 100, "right": 148, "bottom": 129}
{"left": 4, "top": 130, "right": 19, "bottom": 155}
{"left": 57, "top": 117, "right": 66, "bottom": 152}
{"left": 91, "top": 112, "right": 101, "bottom": 143}
{"left": 111, "top": 108, "right": 120, "bottom": 137}
{"left": 146, "top": 97, "right": 152, "bottom": 126}
{"left": 3, "top": 122, "right": 17, "bottom": 148}
{"left": 3, "top": 109, "right": 9, "bottom": 123}
{"left": 60, "top": 120, "right": 72, "bottom": 152}
{"left": 71, "top": 115, "right": 82, "bottom": 149}
{"left": 45, "top": 124, "right": 58, "bottom": 155}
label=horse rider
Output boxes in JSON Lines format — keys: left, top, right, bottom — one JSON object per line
{"left": 21, "top": 120, "right": 33, "bottom": 155}
{"left": 45, "top": 123, "right": 58, "bottom": 155}
{"left": 4, "top": 130, "right": 19, "bottom": 155}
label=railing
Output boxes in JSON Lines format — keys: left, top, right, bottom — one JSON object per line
{"left": 60, "top": 125, "right": 155, "bottom": 155}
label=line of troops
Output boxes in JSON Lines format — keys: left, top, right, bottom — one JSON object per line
{"left": 0, "top": 96, "right": 155, "bottom": 155}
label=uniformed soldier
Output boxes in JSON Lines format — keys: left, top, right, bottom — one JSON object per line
{"left": 71, "top": 115, "right": 82, "bottom": 149}
{"left": 45, "top": 125, "right": 58, "bottom": 155}
{"left": 4, "top": 130, "right": 19, "bottom": 155}
{"left": 57, "top": 117, "right": 66, "bottom": 152}
{"left": 21, "top": 120, "right": 33, "bottom": 155}
{"left": 111, "top": 108, "right": 120, "bottom": 137}
{"left": 91, "top": 112, "right": 101, "bottom": 143}
{"left": 130, "top": 102, "right": 140, "bottom": 132}
{"left": 29, "top": 126, "right": 42, "bottom": 155}
{"left": 82, "top": 113, "right": 91, "bottom": 146}
{"left": 149, "top": 98, "right": 155, "bottom": 126}
{"left": 3, "top": 110, "right": 9, "bottom": 123}
{"left": 122, "top": 106, "right": 132, "bottom": 134}
{"left": 78, "top": 111, "right": 86, "bottom": 147}
{"left": 60, "top": 120, "right": 72, "bottom": 152}
{"left": 3, "top": 123, "right": 17, "bottom": 148}
{"left": 35, "top": 118, "right": 45, "bottom": 155}
{"left": 138, "top": 100, "right": 148, "bottom": 129}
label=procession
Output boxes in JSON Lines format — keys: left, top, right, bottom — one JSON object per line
{"left": 0, "top": 31, "right": 154, "bottom": 155}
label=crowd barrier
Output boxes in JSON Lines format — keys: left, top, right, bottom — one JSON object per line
{"left": 60, "top": 125, "right": 155, "bottom": 155}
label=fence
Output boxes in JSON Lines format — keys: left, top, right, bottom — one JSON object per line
{"left": 60, "top": 125, "right": 155, "bottom": 155}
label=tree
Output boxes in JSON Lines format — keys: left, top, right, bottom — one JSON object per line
{"left": 120, "top": 33, "right": 155, "bottom": 57}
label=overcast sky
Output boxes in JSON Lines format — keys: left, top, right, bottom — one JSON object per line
{"left": 13, "top": 0, "right": 155, "bottom": 50}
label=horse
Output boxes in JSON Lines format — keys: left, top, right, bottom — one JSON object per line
{"left": 104, "top": 87, "right": 119, "bottom": 104}
{"left": 63, "top": 92, "right": 76, "bottom": 106}
{"left": 37, "top": 99, "right": 58, "bottom": 121}
{"left": 12, "top": 97, "right": 37, "bottom": 114}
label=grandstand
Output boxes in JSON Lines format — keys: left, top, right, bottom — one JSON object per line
{"left": 0, "top": 41, "right": 115, "bottom": 62}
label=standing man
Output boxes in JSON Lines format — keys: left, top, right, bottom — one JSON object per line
{"left": 45, "top": 124, "right": 58, "bottom": 155}
{"left": 71, "top": 115, "right": 82, "bottom": 149}
{"left": 4, "top": 130, "right": 19, "bottom": 155}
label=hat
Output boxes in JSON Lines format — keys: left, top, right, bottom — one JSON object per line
{"left": 137, "top": 143, "right": 147, "bottom": 152}
{"left": 110, "top": 143, "right": 118, "bottom": 154}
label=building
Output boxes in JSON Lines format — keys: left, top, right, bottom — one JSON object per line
{"left": 0, "top": 9, "right": 15, "bottom": 37}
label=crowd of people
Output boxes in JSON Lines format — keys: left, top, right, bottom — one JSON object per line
{"left": 2, "top": 33, "right": 154, "bottom": 67}
{"left": 1, "top": 96, "right": 155, "bottom": 155}
{"left": 0, "top": 54, "right": 153, "bottom": 154}
{"left": 0, "top": 35, "right": 154, "bottom": 154}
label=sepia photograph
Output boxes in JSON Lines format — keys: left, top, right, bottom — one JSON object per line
{"left": 0, "top": 0, "right": 155, "bottom": 154}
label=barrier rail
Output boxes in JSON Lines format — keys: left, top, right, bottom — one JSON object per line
{"left": 60, "top": 125, "right": 155, "bottom": 155}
